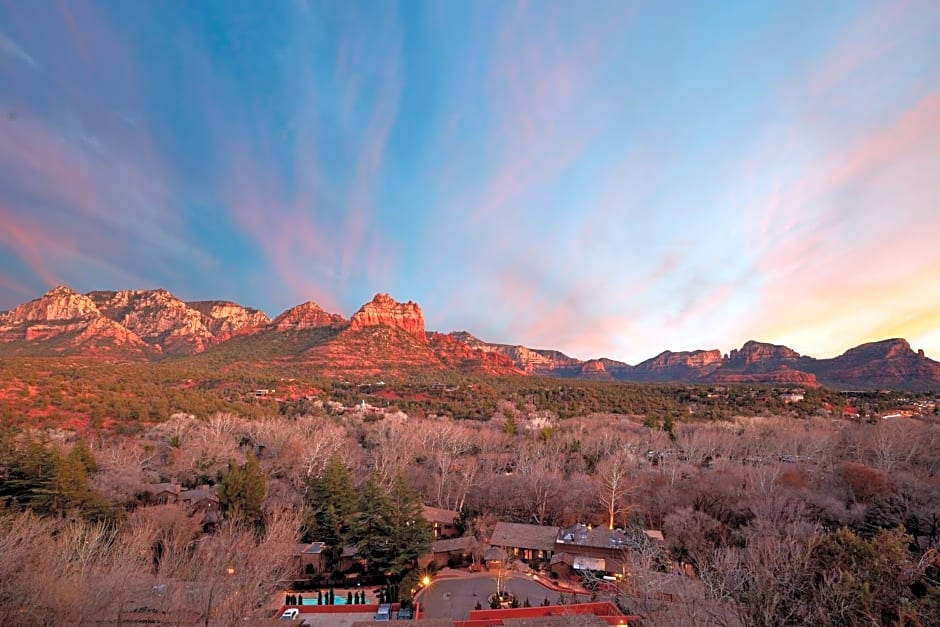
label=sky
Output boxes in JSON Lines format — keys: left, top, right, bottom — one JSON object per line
{"left": 1, "top": 0, "right": 939, "bottom": 363}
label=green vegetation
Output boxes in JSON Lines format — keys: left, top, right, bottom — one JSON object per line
{"left": 0, "top": 435, "right": 113, "bottom": 521}
{"left": 349, "top": 476, "right": 432, "bottom": 578}
{"left": 218, "top": 451, "right": 266, "bottom": 529}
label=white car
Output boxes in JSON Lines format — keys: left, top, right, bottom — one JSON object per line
{"left": 280, "top": 608, "right": 299, "bottom": 620}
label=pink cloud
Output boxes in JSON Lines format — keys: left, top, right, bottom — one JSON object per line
{"left": 0, "top": 212, "right": 60, "bottom": 287}
{"left": 738, "top": 85, "right": 940, "bottom": 356}
{"left": 464, "top": 9, "right": 622, "bottom": 224}
{"left": 340, "top": 49, "right": 403, "bottom": 280}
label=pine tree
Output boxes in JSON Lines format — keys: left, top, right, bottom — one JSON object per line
{"left": 69, "top": 439, "right": 98, "bottom": 473}
{"left": 217, "top": 451, "right": 266, "bottom": 528}
{"left": 349, "top": 475, "right": 433, "bottom": 577}
{"left": 386, "top": 476, "right": 433, "bottom": 575}
{"left": 350, "top": 478, "right": 395, "bottom": 576}
{"left": 303, "top": 455, "right": 357, "bottom": 568}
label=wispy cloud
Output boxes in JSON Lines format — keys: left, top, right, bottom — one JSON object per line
{"left": 0, "top": 31, "right": 38, "bottom": 68}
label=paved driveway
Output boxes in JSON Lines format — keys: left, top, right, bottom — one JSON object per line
{"left": 418, "top": 574, "right": 572, "bottom": 619}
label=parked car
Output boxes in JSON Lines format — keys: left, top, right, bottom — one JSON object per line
{"left": 279, "top": 608, "right": 299, "bottom": 620}
{"left": 397, "top": 600, "right": 413, "bottom": 619}
{"left": 374, "top": 603, "right": 392, "bottom": 621}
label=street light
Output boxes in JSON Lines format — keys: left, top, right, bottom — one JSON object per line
{"left": 421, "top": 575, "right": 431, "bottom": 587}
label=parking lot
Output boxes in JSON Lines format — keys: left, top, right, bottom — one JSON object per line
{"left": 417, "top": 574, "right": 572, "bottom": 619}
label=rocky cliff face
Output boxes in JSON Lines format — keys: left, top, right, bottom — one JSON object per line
{"left": 348, "top": 294, "right": 426, "bottom": 343}
{"left": 0, "top": 286, "right": 153, "bottom": 356}
{"left": 89, "top": 289, "right": 216, "bottom": 355}
{"left": 2, "top": 285, "right": 939, "bottom": 388}
{"left": 726, "top": 340, "right": 801, "bottom": 368}
{"left": 704, "top": 341, "right": 814, "bottom": 384}
{"left": 429, "top": 332, "right": 521, "bottom": 374}
{"left": 711, "top": 367, "right": 819, "bottom": 386}
{"left": 7, "top": 286, "right": 101, "bottom": 322}
{"left": 632, "top": 349, "right": 723, "bottom": 381}
{"left": 811, "top": 339, "right": 940, "bottom": 388}
{"left": 188, "top": 301, "right": 270, "bottom": 340}
{"left": 269, "top": 301, "right": 346, "bottom": 332}
{"left": 579, "top": 359, "right": 613, "bottom": 380}
{"left": 447, "top": 333, "right": 583, "bottom": 375}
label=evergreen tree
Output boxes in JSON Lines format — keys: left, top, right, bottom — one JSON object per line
{"left": 350, "top": 478, "right": 395, "bottom": 576}
{"left": 349, "top": 475, "right": 433, "bottom": 577}
{"left": 347, "top": 591, "right": 353, "bottom": 604}
{"left": 386, "top": 476, "right": 433, "bottom": 575}
{"left": 303, "top": 455, "right": 357, "bottom": 568}
{"left": 69, "top": 439, "right": 98, "bottom": 473}
{"left": 217, "top": 451, "right": 266, "bottom": 528}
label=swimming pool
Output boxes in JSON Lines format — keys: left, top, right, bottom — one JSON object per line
{"left": 300, "top": 592, "right": 370, "bottom": 606}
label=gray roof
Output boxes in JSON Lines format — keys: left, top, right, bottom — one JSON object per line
{"left": 179, "top": 486, "right": 219, "bottom": 504}
{"left": 431, "top": 536, "right": 473, "bottom": 554}
{"left": 490, "top": 522, "right": 560, "bottom": 552}
{"left": 556, "top": 524, "right": 660, "bottom": 550}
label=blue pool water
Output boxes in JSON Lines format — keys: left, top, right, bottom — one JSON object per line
{"left": 300, "top": 593, "right": 371, "bottom": 606}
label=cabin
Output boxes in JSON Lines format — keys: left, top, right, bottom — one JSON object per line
{"left": 423, "top": 506, "right": 461, "bottom": 539}
{"left": 489, "top": 522, "right": 560, "bottom": 564}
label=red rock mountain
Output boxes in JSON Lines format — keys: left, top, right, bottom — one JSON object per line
{"left": 269, "top": 301, "right": 346, "bottom": 331}
{"left": 428, "top": 332, "right": 522, "bottom": 374}
{"left": 711, "top": 367, "right": 819, "bottom": 386}
{"left": 449, "top": 332, "right": 583, "bottom": 376}
{"left": 88, "top": 289, "right": 218, "bottom": 355}
{"left": 298, "top": 295, "right": 519, "bottom": 375}
{"left": 812, "top": 339, "right": 940, "bottom": 388}
{"left": 348, "top": 294, "right": 427, "bottom": 342}
{"left": 188, "top": 301, "right": 270, "bottom": 340}
{"left": 709, "top": 341, "right": 817, "bottom": 386}
{"left": 726, "top": 340, "right": 801, "bottom": 369}
{"left": 632, "top": 350, "right": 724, "bottom": 382}
{"left": 1, "top": 286, "right": 938, "bottom": 388}
{"left": 0, "top": 286, "right": 154, "bottom": 357}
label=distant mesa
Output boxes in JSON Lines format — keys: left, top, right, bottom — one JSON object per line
{"left": 0, "top": 285, "right": 938, "bottom": 389}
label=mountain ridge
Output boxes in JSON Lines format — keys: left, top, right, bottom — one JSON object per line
{"left": 1, "top": 285, "right": 938, "bottom": 389}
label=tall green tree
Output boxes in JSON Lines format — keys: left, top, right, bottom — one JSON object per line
{"left": 217, "top": 452, "right": 266, "bottom": 528}
{"left": 349, "top": 476, "right": 432, "bottom": 578}
{"left": 302, "top": 456, "right": 357, "bottom": 570}
{"left": 350, "top": 477, "right": 394, "bottom": 576}
{"left": 303, "top": 456, "right": 356, "bottom": 542}
{"left": 386, "top": 477, "right": 433, "bottom": 576}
